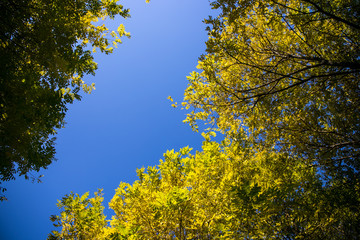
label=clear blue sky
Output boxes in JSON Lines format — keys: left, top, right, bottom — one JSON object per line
{"left": 0, "top": 0, "right": 216, "bottom": 239}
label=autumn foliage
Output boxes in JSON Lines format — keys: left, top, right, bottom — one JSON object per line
{"left": 49, "top": 0, "right": 359, "bottom": 239}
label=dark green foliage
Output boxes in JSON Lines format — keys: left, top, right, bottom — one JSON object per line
{"left": 0, "top": 0, "right": 129, "bottom": 199}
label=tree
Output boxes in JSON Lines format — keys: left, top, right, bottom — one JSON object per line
{"left": 49, "top": 0, "right": 360, "bottom": 238}
{"left": 179, "top": 0, "right": 360, "bottom": 237}
{"left": 51, "top": 139, "right": 359, "bottom": 239}
{"left": 183, "top": 0, "right": 360, "bottom": 181}
{"left": 0, "top": 0, "right": 131, "bottom": 198}
{"left": 48, "top": 190, "right": 107, "bottom": 240}
{"left": 109, "top": 141, "right": 360, "bottom": 239}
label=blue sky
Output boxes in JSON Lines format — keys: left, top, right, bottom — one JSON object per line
{"left": 0, "top": 1, "right": 215, "bottom": 239}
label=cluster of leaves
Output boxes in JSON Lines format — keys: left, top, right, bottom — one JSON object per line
{"left": 0, "top": 0, "right": 131, "bottom": 199}
{"left": 49, "top": 190, "right": 107, "bottom": 240}
{"left": 108, "top": 141, "right": 320, "bottom": 239}
{"left": 50, "top": 140, "right": 360, "bottom": 239}
{"left": 183, "top": 0, "right": 360, "bottom": 181}
{"left": 50, "top": 0, "right": 360, "bottom": 239}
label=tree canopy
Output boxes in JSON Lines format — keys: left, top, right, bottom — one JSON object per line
{"left": 49, "top": 141, "right": 359, "bottom": 239}
{"left": 0, "top": 0, "right": 131, "bottom": 198}
{"left": 183, "top": 0, "right": 360, "bottom": 181}
{"left": 49, "top": 0, "right": 360, "bottom": 238}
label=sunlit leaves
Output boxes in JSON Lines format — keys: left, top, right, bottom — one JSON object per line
{"left": 50, "top": 141, "right": 359, "bottom": 238}
{"left": 179, "top": 0, "right": 360, "bottom": 237}
{"left": 48, "top": 190, "right": 107, "bottom": 240}
{"left": 106, "top": 141, "right": 325, "bottom": 239}
{"left": 183, "top": 0, "right": 360, "bottom": 181}
{"left": 48, "top": 0, "right": 360, "bottom": 238}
